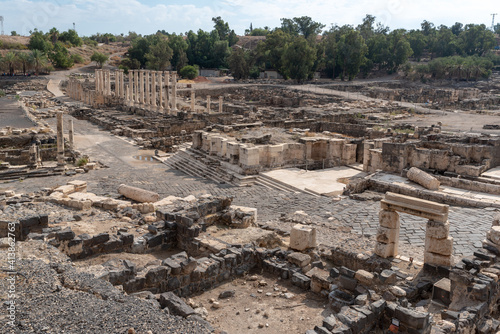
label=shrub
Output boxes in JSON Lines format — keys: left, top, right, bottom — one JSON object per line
{"left": 76, "top": 157, "right": 88, "bottom": 167}
{"left": 179, "top": 65, "right": 199, "bottom": 79}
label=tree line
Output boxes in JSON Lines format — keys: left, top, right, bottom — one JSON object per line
{"left": 118, "top": 15, "right": 498, "bottom": 82}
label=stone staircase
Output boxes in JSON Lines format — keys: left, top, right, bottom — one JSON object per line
{"left": 163, "top": 147, "right": 321, "bottom": 197}
{"left": 255, "top": 173, "right": 321, "bottom": 197}
{"left": 163, "top": 147, "right": 256, "bottom": 186}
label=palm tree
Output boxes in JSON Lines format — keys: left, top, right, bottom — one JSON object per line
{"left": 16, "top": 52, "right": 32, "bottom": 75}
{"left": 3, "top": 52, "right": 18, "bottom": 76}
{"left": 49, "top": 27, "right": 59, "bottom": 45}
{"left": 29, "top": 49, "right": 47, "bottom": 76}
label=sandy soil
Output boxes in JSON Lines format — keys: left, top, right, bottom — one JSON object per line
{"left": 190, "top": 272, "right": 330, "bottom": 334}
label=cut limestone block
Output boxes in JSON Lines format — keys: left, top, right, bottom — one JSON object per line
{"left": 355, "top": 270, "right": 374, "bottom": 286}
{"left": 54, "top": 184, "right": 76, "bottom": 195}
{"left": 426, "top": 220, "right": 450, "bottom": 240}
{"left": 379, "top": 209, "right": 400, "bottom": 229}
{"left": 287, "top": 252, "right": 312, "bottom": 268}
{"left": 424, "top": 251, "right": 452, "bottom": 267}
{"left": 407, "top": 167, "right": 440, "bottom": 190}
{"left": 376, "top": 226, "right": 400, "bottom": 244}
{"left": 290, "top": 224, "right": 316, "bottom": 251}
{"left": 425, "top": 236, "right": 453, "bottom": 256}
{"left": 67, "top": 180, "right": 87, "bottom": 192}
{"left": 375, "top": 241, "right": 397, "bottom": 258}
{"left": 487, "top": 226, "right": 500, "bottom": 245}
{"left": 118, "top": 184, "right": 160, "bottom": 203}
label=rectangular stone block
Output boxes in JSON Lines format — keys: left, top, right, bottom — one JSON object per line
{"left": 426, "top": 220, "right": 450, "bottom": 239}
{"left": 290, "top": 224, "right": 316, "bottom": 251}
{"left": 374, "top": 241, "right": 397, "bottom": 258}
{"left": 379, "top": 210, "right": 400, "bottom": 229}
{"left": 425, "top": 235, "right": 453, "bottom": 256}
{"left": 376, "top": 226, "right": 399, "bottom": 244}
{"left": 355, "top": 270, "right": 374, "bottom": 286}
{"left": 381, "top": 192, "right": 448, "bottom": 223}
{"left": 424, "top": 251, "right": 452, "bottom": 267}
{"left": 432, "top": 278, "right": 451, "bottom": 306}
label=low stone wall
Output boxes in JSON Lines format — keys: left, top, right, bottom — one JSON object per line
{"left": 0, "top": 214, "right": 49, "bottom": 241}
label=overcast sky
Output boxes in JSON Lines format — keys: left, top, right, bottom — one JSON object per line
{"left": 1, "top": 0, "right": 499, "bottom": 36}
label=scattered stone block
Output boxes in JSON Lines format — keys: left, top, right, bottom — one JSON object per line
{"left": 425, "top": 235, "right": 453, "bottom": 256}
{"left": 289, "top": 224, "right": 316, "bottom": 251}
{"left": 355, "top": 270, "right": 374, "bottom": 286}
{"left": 432, "top": 278, "right": 451, "bottom": 306}
{"left": 287, "top": 252, "right": 311, "bottom": 268}
{"left": 159, "top": 292, "right": 195, "bottom": 317}
{"left": 118, "top": 184, "right": 160, "bottom": 203}
{"left": 407, "top": 167, "right": 440, "bottom": 190}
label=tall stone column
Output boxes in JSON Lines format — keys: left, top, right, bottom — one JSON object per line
{"left": 68, "top": 119, "right": 74, "bottom": 149}
{"left": 125, "top": 84, "right": 129, "bottom": 105}
{"left": 95, "top": 70, "right": 100, "bottom": 94}
{"left": 134, "top": 70, "right": 139, "bottom": 105}
{"left": 171, "top": 72, "right": 177, "bottom": 112}
{"left": 145, "top": 70, "right": 150, "bottom": 107}
{"left": 165, "top": 72, "right": 171, "bottom": 113}
{"left": 219, "top": 96, "right": 223, "bottom": 113}
{"left": 128, "top": 70, "right": 132, "bottom": 101}
{"left": 120, "top": 70, "right": 125, "bottom": 99}
{"left": 139, "top": 70, "right": 145, "bottom": 106}
{"left": 206, "top": 95, "right": 211, "bottom": 113}
{"left": 158, "top": 71, "right": 163, "bottom": 111}
{"left": 374, "top": 209, "right": 400, "bottom": 258}
{"left": 151, "top": 71, "right": 157, "bottom": 109}
{"left": 56, "top": 112, "right": 65, "bottom": 167}
{"left": 115, "top": 70, "right": 119, "bottom": 97}
{"left": 191, "top": 90, "right": 196, "bottom": 112}
{"left": 107, "top": 70, "right": 112, "bottom": 96}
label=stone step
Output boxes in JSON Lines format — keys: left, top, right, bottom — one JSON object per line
{"left": 258, "top": 173, "right": 321, "bottom": 197}
{"left": 163, "top": 149, "right": 236, "bottom": 185}
{"left": 255, "top": 177, "right": 295, "bottom": 194}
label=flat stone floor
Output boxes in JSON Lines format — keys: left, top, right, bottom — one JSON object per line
{"left": 262, "top": 166, "right": 367, "bottom": 195}
{"left": 1, "top": 111, "right": 497, "bottom": 258}
{"left": 0, "top": 96, "right": 37, "bottom": 128}
{"left": 482, "top": 167, "right": 500, "bottom": 180}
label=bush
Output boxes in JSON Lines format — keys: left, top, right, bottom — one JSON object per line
{"left": 179, "top": 65, "right": 199, "bottom": 79}
{"left": 71, "top": 54, "right": 85, "bottom": 64}
{"left": 76, "top": 157, "right": 88, "bottom": 167}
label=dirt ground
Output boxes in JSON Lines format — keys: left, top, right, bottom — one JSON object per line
{"left": 189, "top": 272, "right": 330, "bottom": 334}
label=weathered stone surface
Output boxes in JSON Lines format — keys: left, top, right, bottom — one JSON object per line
{"left": 432, "top": 278, "right": 451, "bottom": 306}
{"left": 290, "top": 224, "right": 316, "bottom": 251}
{"left": 376, "top": 226, "right": 399, "bottom": 244}
{"left": 389, "top": 286, "right": 406, "bottom": 298}
{"left": 487, "top": 226, "right": 500, "bottom": 245}
{"left": 407, "top": 167, "right": 440, "bottom": 190}
{"left": 379, "top": 210, "right": 400, "bottom": 229}
{"left": 354, "top": 270, "right": 374, "bottom": 286}
{"left": 374, "top": 241, "right": 397, "bottom": 258}
{"left": 424, "top": 251, "right": 452, "bottom": 267}
{"left": 425, "top": 235, "right": 453, "bottom": 256}
{"left": 118, "top": 184, "right": 160, "bottom": 203}
{"left": 287, "top": 252, "right": 312, "bottom": 268}
{"left": 159, "top": 292, "right": 195, "bottom": 317}
{"left": 426, "top": 220, "right": 450, "bottom": 240}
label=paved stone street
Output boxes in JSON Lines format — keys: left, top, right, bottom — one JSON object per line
{"left": 3, "top": 114, "right": 496, "bottom": 258}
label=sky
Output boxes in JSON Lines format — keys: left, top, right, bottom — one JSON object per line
{"left": 0, "top": 0, "right": 499, "bottom": 37}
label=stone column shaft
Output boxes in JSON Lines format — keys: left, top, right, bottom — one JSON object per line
{"left": 219, "top": 96, "right": 223, "bottom": 113}
{"left": 145, "top": 71, "right": 150, "bottom": 106}
{"left": 171, "top": 72, "right": 177, "bottom": 111}
{"left": 68, "top": 119, "right": 74, "bottom": 149}
{"left": 151, "top": 71, "right": 156, "bottom": 109}
{"left": 191, "top": 91, "right": 195, "bottom": 112}
{"left": 206, "top": 95, "right": 211, "bottom": 113}
{"left": 165, "top": 72, "right": 170, "bottom": 112}
{"left": 56, "top": 112, "right": 65, "bottom": 166}
{"left": 139, "top": 70, "right": 145, "bottom": 105}
{"left": 158, "top": 72, "right": 163, "bottom": 110}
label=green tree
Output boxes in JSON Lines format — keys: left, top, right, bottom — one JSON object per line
{"left": 228, "top": 47, "right": 250, "bottom": 79}
{"left": 408, "top": 30, "right": 426, "bottom": 61}
{"left": 2, "top": 52, "right": 18, "bottom": 75}
{"left": 30, "top": 49, "right": 47, "bottom": 76}
{"left": 145, "top": 38, "right": 173, "bottom": 70}
{"left": 458, "top": 24, "right": 495, "bottom": 56}
{"left": 11, "top": 31, "right": 17, "bottom": 36}
{"left": 16, "top": 52, "right": 31, "bottom": 75}
{"left": 280, "top": 16, "right": 325, "bottom": 40}
{"left": 167, "top": 33, "right": 189, "bottom": 71}
{"left": 282, "top": 36, "right": 317, "bottom": 82}
{"left": 386, "top": 29, "right": 413, "bottom": 72}
{"left": 179, "top": 65, "right": 199, "bottom": 79}
{"left": 49, "top": 27, "right": 59, "bottom": 45}
{"left": 59, "top": 29, "right": 83, "bottom": 47}
{"left": 28, "top": 30, "right": 52, "bottom": 53}
{"left": 337, "top": 29, "right": 367, "bottom": 80}
{"left": 212, "top": 16, "right": 238, "bottom": 46}
{"left": 259, "top": 29, "right": 291, "bottom": 75}
{"left": 90, "top": 51, "right": 109, "bottom": 68}
{"left": 49, "top": 42, "right": 73, "bottom": 69}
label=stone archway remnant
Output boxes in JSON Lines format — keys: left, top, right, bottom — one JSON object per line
{"left": 375, "top": 192, "right": 453, "bottom": 267}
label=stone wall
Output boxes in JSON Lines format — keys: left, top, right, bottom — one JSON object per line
{"left": 192, "top": 130, "right": 359, "bottom": 175}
